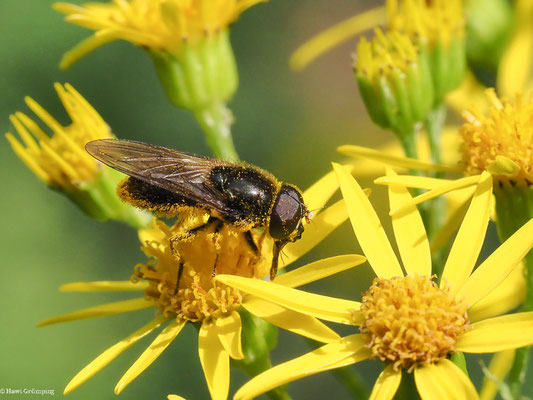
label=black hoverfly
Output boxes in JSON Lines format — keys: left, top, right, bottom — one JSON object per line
{"left": 86, "top": 139, "right": 311, "bottom": 280}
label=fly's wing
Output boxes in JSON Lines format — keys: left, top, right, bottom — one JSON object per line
{"left": 86, "top": 138, "right": 233, "bottom": 215}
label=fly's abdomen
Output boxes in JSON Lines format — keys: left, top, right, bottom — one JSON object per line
{"left": 118, "top": 177, "right": 200, "bottom": 216}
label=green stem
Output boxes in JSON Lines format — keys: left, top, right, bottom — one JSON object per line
{"left": 194, "top": 102, "right": 239, "bottom": 162}
{"left": 235, "top": 310, "right": 292, "bottom": 400}
{"left": 423, "top": 104, "right": 447, "bottom": 275}
{"left": 396, "top": 371, "right": 420, "bottom": 400}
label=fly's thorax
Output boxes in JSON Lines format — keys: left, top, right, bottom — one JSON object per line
{"left": 209, "top": 164, "right": 279, "bottom": 225}
{"left": 269, "top": 184, "right": 306, "bottom": 242}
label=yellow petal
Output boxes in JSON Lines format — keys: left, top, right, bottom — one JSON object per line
{"left": 456, "top": 312, "right": 533, "bottom": 353}
{"left": 332, "top": 163, "right": 403, "bottom": 278}
{"left": 234, "top": 334, "right": 367, "bottom": 400}
{"left": 467, "top": 262, "right": 525, "bottom": 322}
{"left": 374, "top": 174, "right": 453, "bottom": 190}
{"left": 59, "top": 32, "right": 117, "bottom": 69}
{"left": 479, "top": 350, "right": 515, "bottom": 400}
{"left": 456, "top": 217, "right": 533, "bottom": 308}
{"left": 243, "top": 296, "right": 340, "bottom": 343}
{"left": 441, "top": 172, "right": 492, "bottom": 296}
{"left": 302, "top": 164, "right": 353, "bottom": 213}
{"left": 37, "top": 298, "right": 153, "bottom": 326}
{"left": 216, "top": 275, "right": 361, "bottom": 325}
{"left": 60, "top": 280, "right": 148, "bottom": 291}
{"left": 64, "top": 317, "right": 168, "bottom": 394}
{"left": 199, "top": 320, "right": 230, "bottom": 400}
{"left": 115, "top": 319, "right": 186, "bottom": 394}
{"left": 414, "top": 359, "right": 479, "bottom": 400}
{"left": 387, "top": 168, "right": 431, "bottom": 277}
{"left": 274, "top": 254, "right": 366, "bottom": 288}
{"left": 168, "top": 395, "right": 186, "bottom": 400}
{"left": 388, "top": 175, "right": 482, "bottom": 217}
{"left": 339, "top": 145, "right": 460, "bottom": 173}
{"left": 281, "top": 199, "right": 348, "bottom": 268}
{"left": 497, "top": 0, "right": 533, "bottom": 96}
{"left": 215, "top": 311, "right": 244, "bottom": 360}
{"left": 369, "top": 365, "right": 402, "bottom": 400}
{"left": 289, "top": 7, "right": 386, "bottom": 70}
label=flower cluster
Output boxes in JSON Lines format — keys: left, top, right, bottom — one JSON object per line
{"left": 7, "top": 1, "right": 533, "bottom": 400}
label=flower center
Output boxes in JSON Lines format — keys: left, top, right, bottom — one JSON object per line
{"left": 133, "top": 212, "right": 271, "bottom": 321}
{"left": 461, "top": 90, "right": 533, "bottom": 186}
{"left": 359, "top": 275, "right": 469, "bottom": 371}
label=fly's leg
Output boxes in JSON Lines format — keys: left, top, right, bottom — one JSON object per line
{"left": 244, "top": 230, "right": 259, "bottom": 256}
{"left": 173, "top": 261, "right": 184, "bottom": 297}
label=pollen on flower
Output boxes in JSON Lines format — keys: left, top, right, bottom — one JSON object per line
{"left": 461, "top": 89, "right": 533, "bottom": 186}
{"left": 5, "top": 83, "right": 112, "bottom": 189}
{"left": 359, "top": 275, "right": 469, "bottom": 371}
{"left": 54, "top": 0, "right": 265, "bottom": 53}
{"left": 387, "top": 0, "right": 464, "bottom": 47}
{"left": 133, "top": 212, "right": 271, "bottom": 322}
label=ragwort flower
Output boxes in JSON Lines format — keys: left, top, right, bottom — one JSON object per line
{"left": 217, "top": 165, "right": 533, "bottom": 400}
{"left": 37, "top": 170, "right": 365, "bottom": 399}
{"left": 5, "top": 83, "right": 149, "bottom": 227}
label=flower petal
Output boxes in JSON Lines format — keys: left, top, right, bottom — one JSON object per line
{"left": 369, "top": 365, "right": 402, "bottom": 400}
{"left": 234, "top": 334, "right": 367, "bottom": 400}
{"left": 216, "top": 275, "right": 361, "bottom": 325}
{"left": 441, "top": 172, "right": 492, "bottom": 296}
{"left": 167, "top": 395, "right": 186, "bottom": 400}
{"left": 386, "top": 168, "right": 431, "bottom": 277}
{"left": 456, "top": 217, "right": 533, "bottom": 308}
{"left": 58, "top": 31, "right": 117, "bottom": 69}
{"left": 467, "top": 262, "right": 525, "bottom": 322}
{"left": 243, "top": 296, "right": 340, "bottom": 343}
{"left": 479, "top": 350, "right": 515, "bottom": 400}
{"left": 115, "top": 319, "right": 186, "bottom": 394}
{"left": 414, "top": 359, "right": 479, "bottom": 400}
{"left": 199, "top": 320, "right": 230, "bottom": 400}
{"left": 60, "top": 280, "right": 148, "bottom": 291}
{"left": 281, "top": 199, "right": 348, "bottom": 268}
{"left": 302, "top": 165, "right": 353, "bottom": 213}
{"left": 289, "top": 7, "right": 386, "bottom": 70}
{"left": 275, "top": 254, "right": 366, "bottom": 288}
{"left": 64, "top": 317, "right": 168, "bottom": 394}
{"left": 387, "top": 175, "right": 482, "bottom": 217}
{"left": 456, "top": 312, "right": 533, "bottom": 353}
{"left": 375, "top": 175, "right": 453, "bottom": 189}
{"left": 339, "top": 145, "right": 460, "bottom": 173}
{"left": 37, "top": 298, "right": 153, "bottom": 326}
{"left": 215, "top": 311, "right": 244, "bottom": 360}
{"left": 332, "top": 163, "right": 402, "bottom": 278}
{"left": 497, "top": 0, "right": 533, "bottom": 96}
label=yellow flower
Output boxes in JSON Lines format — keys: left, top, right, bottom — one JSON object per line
{"left": 54, "top": 0, "right": 265, "bottom": 68}
{"left": 6, "top": 83, "right": 111, "bottom": 190}
{"left": 5, "top": 83, "right": 150, "bottom": 227}
{"left": 37, "top": 170, "right": 365, "bottom": 399}
{"left": 217, "top": 165, "right": 533, "bottom": 400}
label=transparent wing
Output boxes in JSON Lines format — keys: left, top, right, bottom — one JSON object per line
{"left": 86, "top": 138, "right": 232, "bottom": 214}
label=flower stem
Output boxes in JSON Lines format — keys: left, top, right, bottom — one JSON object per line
{"left": 423, "top": 105, "right": 447, "bottom": 275}
{"left": 194, "top": 102, "right": 239, "bottom": 162}
{"left": 235, "top": 309, "right": 292, "bottom": 400}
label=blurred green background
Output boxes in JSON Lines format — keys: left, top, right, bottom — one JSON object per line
{"left": 0, "top": 0, "right": 510, "bottom": 399}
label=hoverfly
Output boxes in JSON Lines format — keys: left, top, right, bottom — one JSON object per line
{"left": 86, "top": 139, "right": 311, "bottom": 280}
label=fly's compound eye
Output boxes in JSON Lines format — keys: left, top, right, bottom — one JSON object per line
{"left": 269, "top": 185, "right": 306, "bottom": 241}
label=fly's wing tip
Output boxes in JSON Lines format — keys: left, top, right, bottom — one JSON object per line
{"left": 85, "top": 138, "right": 117, "bottom": 160}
